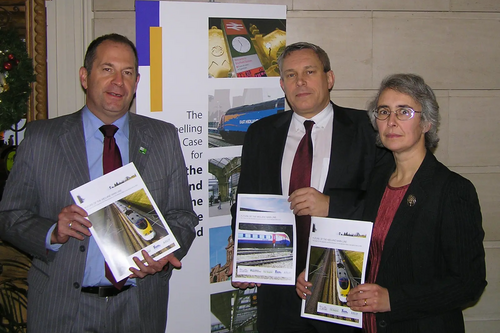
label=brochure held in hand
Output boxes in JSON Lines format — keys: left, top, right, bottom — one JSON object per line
{"left": 70, "top": 162, "right": 179, "bottom": 282}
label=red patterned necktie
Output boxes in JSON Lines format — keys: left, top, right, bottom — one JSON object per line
{"left": 100, "top": 125, "right": 122, "bottom": 174}
{"left": 289, "top": 120, "right": 314, "bottom": 273}
{"left": 99, "top": 125, "right": 126, "bottom": 289}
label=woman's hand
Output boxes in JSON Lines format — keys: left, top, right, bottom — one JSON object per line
{"left": 296, "top": 270, "right": 312, "bottom": 299}
{"left": 346, "top": 283, "right": 391, "bottom": 313}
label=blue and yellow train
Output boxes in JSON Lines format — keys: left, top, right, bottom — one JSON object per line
{"left": 115, "top": 201, "right": 156, "bottom": 241}
{"left": 335, "top": 249, "right": 351, "bottom": 303}
{"left": 218, "top": 97, "right": 285, "bottom": 145}
{"left": 237, "top": 229, "right": 291, "bottom": 248}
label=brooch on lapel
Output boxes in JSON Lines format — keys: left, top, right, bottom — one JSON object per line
{"left": 406, "top": 194, "right": 417, "bottom": 207}
{"left": 139, "top": 147, "right": 147, "bottom": 155}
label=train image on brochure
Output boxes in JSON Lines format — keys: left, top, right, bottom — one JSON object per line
{"left": 114, "top": 201, "right": 156, "bottom": 241}
{"left": 218, "top": 97, "right": 285, "bottom": 145}
{"left": 335, "top": 249, "right": 351, "bottom": 303}
{"left": 237, "top": 230, "right": 291, "bottom": 248}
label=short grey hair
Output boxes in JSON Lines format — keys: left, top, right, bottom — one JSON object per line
{"left": 367, "top": 73, "right": 440, "bottom": 149}
{"left": 277, "top": 42, "right": 331, "bottom": 78}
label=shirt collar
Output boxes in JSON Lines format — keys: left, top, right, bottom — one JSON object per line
{"left": 291, "top": 102, "right": 334, "bottom": 132}
{"left": 82, "top": 106, "right": 130, "bottom": 142}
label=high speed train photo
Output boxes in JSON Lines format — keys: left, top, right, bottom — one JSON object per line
{"left": 237, "top": 230, "right": 291, "bottom": 248}
{"left": 335, "top": 249, "right": 351, "bottom": 303}
{"left": 217, "top": 97, "right": 285, "bottom": 145}
{"left": 114, "top": 201, "right": 156, "bottom": 241}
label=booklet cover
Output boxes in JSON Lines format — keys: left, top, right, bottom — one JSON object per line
{"left": 70, "top": 162, "right": 180, "bottom": 282}
{"left": 301, "top": 217, "right": 373, "bottom": 328}
{"left": 232, "top": 194, "right": 296, "bottom": 285}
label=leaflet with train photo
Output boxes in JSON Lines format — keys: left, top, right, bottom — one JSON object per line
{"left": 70, "top": 162, "right": 180, "bottom": 282}
{"left": 301, "top": 217, "right": 373, "bottom": 328}
{"left": 232, "top": 194, "right": 296, "bottom": 285}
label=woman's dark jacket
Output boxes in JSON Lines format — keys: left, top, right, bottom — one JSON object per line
{"left": 362, "top": 150, "right": 487, "bottom": 333}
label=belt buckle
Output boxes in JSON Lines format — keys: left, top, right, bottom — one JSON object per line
{"left": 98, "top": 287, "right": 116, "bottom": 297}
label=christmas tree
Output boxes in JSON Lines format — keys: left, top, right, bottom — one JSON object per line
{"left": 0, "top": 28, "right": 35, "bottom": 132}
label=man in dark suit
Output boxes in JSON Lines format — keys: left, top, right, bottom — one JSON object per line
{"left": 231, "top": 42, "right": 386, "bottom": 333}
{"left": 0, "top": 33, "right": 198, "bottom": 332}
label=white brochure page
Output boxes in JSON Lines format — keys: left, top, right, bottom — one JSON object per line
{"left": 301, "top": 217, "right": 373, "bottom": 328}
{"left": 232, "top": 193, "right": 296, "bottom": 285}
{"left": 70, "top": 162, "right": 180, "bottom": 281}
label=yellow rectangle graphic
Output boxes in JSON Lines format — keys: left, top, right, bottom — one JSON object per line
{"left": 150, "top": 27, "right": 162, "bottom": 112}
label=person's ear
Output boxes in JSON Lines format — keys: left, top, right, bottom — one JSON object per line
{"left": 79, "top": 67, "right": 88, "bottom": 90}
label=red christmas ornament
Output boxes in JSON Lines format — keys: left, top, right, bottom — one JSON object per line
{"left": 15, "top": 59, "right": 20, "bottom": 64}
{"left": 3, "top": 61, "right": 12, "bottom": 71}
{"left": 8, "top": 54, "right": 15, "bottom": 60}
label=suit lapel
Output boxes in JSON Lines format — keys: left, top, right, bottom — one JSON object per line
{"left": 378, "top": 151, "right": 435, "bottom": 268}
{"left": 363, "top": 163, "right": 394, "bottom": 222}
{"left": 324, "top": 104, "right": 356, "bottom": 190}
{"left": 129, "top": 113, "right": 152, "bottom": 174}
{"left": 269, "top": 111, "right": 292, "bottom": 194}
{"left": 58, "top": 111, "right": 90, "bottom": 185}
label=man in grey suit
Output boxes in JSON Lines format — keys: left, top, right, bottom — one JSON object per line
{"left": 0, "top": 33, "right": 198, "bottom": 332}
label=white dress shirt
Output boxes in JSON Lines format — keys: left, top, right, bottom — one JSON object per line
{"left": 282, "top": 103, "right": 333, "bottom": 195}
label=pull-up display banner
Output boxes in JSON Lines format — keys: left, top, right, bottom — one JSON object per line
{"left": 135, "top": 2, "right": 286, "bottom": 332}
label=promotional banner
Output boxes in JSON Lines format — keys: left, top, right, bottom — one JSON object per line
{"left": 135, "top": 2, "right": 286, "bottom": 332}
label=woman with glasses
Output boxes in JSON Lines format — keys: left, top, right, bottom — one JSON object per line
{"left": 296, "top": 73, "right": 486, "bottom": 332}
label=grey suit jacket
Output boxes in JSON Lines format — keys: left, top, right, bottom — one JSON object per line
{"left": 0, "top": 110, "right": 198, "bottom": 332}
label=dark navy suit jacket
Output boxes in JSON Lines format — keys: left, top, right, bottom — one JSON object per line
{"left": 232, "top": 102, "right": 387, "bottom": 332}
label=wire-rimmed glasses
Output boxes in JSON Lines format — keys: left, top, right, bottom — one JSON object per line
{"left": 373, "top": 107, "right": 422, "bottom": 121}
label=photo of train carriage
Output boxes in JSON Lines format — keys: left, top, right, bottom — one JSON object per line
{"left": 217, "top": 97, "right": 285, "bottom": 145}
{"left": 335, "top": 249, "right": 351, "bottom": 303}
{"left": 85, "top": 189, "right": 173, "bottom": 279}
{"left": 232, "top": 195, "right": 296, "bottom": 284}
{"left": 88, "top": 190, "right": 170, "bottom": 257}
{"left": 305, "top": 247, "right": 363, "bottom": 318}
{"left": 114, "top": 201, "right": 156, "bottom": 241}
{"left": 208, "top": 88, "right": 285, "bottom": 148}
{"left": 234, "top": 223, "right": 293, "bottom": 271}
{"left": 237, "top": 229, "right": 290, "bottom": 248}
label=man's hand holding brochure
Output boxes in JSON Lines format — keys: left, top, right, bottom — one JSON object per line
{"left": 70, "top": 162, "right": 180, "bottom": 282}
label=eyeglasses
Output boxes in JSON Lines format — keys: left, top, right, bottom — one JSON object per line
{"left": 373, "top": 107, "right": 422, "bottom": 121}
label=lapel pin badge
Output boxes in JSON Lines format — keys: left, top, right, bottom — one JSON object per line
{"left": 407, "top": 194, "right": 416, "bottom": 207}
{"left": 139, "top": 147, "right": 147, "bottom": 155}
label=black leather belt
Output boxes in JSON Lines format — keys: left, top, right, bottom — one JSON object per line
{"left": 81, "top": 285, "right": 132, "bottom": 297}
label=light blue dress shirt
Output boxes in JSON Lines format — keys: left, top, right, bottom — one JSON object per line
{"left": 81, "top": 107, "right": 130, "bottom": 286}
